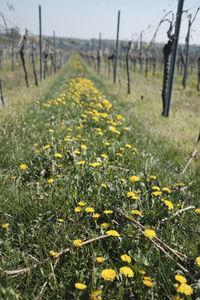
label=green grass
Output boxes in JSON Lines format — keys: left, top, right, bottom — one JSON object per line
{"left": 0, "top": 53, "right": 199, "bottom": 299}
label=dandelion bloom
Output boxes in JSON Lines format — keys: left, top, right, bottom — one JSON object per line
{"left": 139, "top": 270, "right": 146, "bottom": 275}
{"left": 47, "top": 178, "right": 54, "bottom": 183}
{"left": 1, "top": 223, "right": 9, "bottom": 229}
{"left": 43, "top": 144, "right": 50, "bottom": 150}
{"left": 85, "top": 207, "right": 95, "bottom": 213}
{"left": 119, "top": 266, "right": 134, "bottom": 278}
{"left": 101, "top": 223, "right": 110, "bottom": 229}
{"left": 20, "top": 164, "right": 28, "bottom": 170}
{"left": 143, "top": 279, "right": 154, "bottom": 287}
{"left": 55, "top": 153, "right": 62, "bottom": 158}
{"left": 90, "top": 290, "right": 102, "bottom": 300}
{"left": 121, "top": 254, "right": 131, "bottom": 263}
{"left": 73, "top": 150, "right": 81, "bottom": 154}
{"left": 76, "top": 160, "right": 85, "bottom": 165}
{"left": 104, "top": 142, "right": 110, "bottom": 146}
{"left": 121, "top": 178, "right": 126, "bottom": 182}
{"left": 129, "top": 175, "right": 139, "bottom": 182}
{"left": 195, "top": 208, "right": 200, "bottom": 214}
{"left": 131, "top": 210, "right": 142, "bottom": 217}
{"left": 176, "top": 283, "right": 193, "bottom": 296}
{"left": 175, "top": 274, "right": 187, "bottom": 283}
{"left": 101, "top": 154, "right": 108, "bottom": 158}
{"left": 126, "top": 215, "right": 134, "bottom": 221}
{"left": 92, "top": 213, "right": 100, "bottom": 218}
{"left": 152, "top": 186, "right": 160, "bottom": 191}
{"left": 75, "top": 283, "right": 87, "bottom": 290}
{"left": 75, "top": 206, "right": 82, "bottom": 212}
{"left": 151, "top": 191, "right": 162, "bottom": 196}
{"left": 104, "top": 210, "right": 113, "bottom": 214}
{"left": 144, "top": 229, "right": 156, "bottom": 239}
{"left": 196, "top": 257, "right": 200, "bottom": 266}
{"left": 89, "top": 162, "right": 101, "bottom": 167}
{"left": 81, "top": 145, "right": 87, "bottom": 150}
{"left": 78, "top": 201, "right": 86, "bottom": 206}
{"left": 149, "top": 175, "right": 156, "bottom": 180}
{"left": 164, "top": 200, "right": 174, "bottom": 210}
{"left": 73, "top": 239, "right": 83, "bottom": 247}
{"left": 96, "top": 257, "right": 105, "bottom": 263}
{"left": 162, "top": 187, "right": 171, "bottom": 193}
{"left": 106, "top": 230, "right": 120, "bottom": 237}
{"left": 57, "top": 218, "right": 64, "bottom": 223}
{"left": 101, "top": 269, "right": 117, "bottom": 281}
{"left": 101, "top": 183, "right": 107, "bottom": 188}
{"left": 49, "top": 250, "right": 59, "bottom": 259}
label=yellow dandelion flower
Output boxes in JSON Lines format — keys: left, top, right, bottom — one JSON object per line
{"left": 175, "top": 274, "right": 187, "bottom": 283}
{"left": 131, "top": 210, "right": 142, "bottom": 217}
{"left": 47, "top": 178, "right": 54, "bottom": 183}
{"left": 176, "top": 283, "right": 193, "bottom": 296}
{"left": 101, "top": 183, "right": 107, "bottom": 188}
{"left": 34, "top": 143, "right": 39, "bottom": 147}
{"left": 81, "top": 145, "right": 87, "bottom": 150}
{"left": 101, "top": 269, "right": 117, "bottom": 281}
{"left": 175, "top": 183, "right": 184, "bottom": 187}
{"left": 149, "top": 175, "right": 156, "bottom": 180}
{"left": 151, "top": 191, "right": 162, "bottom": 196}
{"left": 11, "top": 176, "right": 16, "bottom": 180}
{"left": 106, "top": 230, "right": 120, "bottom": 237}
{"left": 121, "top": 254, "right": 131, "bottom": 263}
{"left": 125, "top": 144, "right": 132, "bottom": 148}
{"left": 92, "top": 213, "right": 100, "bottom": 218}
{"left": 126, "top": 215, "right": 134, "bottom": 221}
{"left": 57, "top": 218, "right": 64, "bottom": 223}
{"left": 172, "top": 296, "right": 184, "bottom": 300}
{"left": 20, "top": 164, "right": 28, "bottom": 170}
{"left": 75, "top": 206, "right": 82, "bottom": 212}
{"left": 143, "top": 279, "right": 154, "bottom": 287}
{"left": 195, "top": 256, "right": 200, "bottom": 266}
{"left": 73, "top": 150, "right": 81, "bottom": 154}
{"left": 57, "top": 164, "right": 63, "bottom": 168}
{"left": 43, "top": 144, "right": 50, "bottom": 150}
{"left": 162, "top": 187, "right": 171, "bottom": 193}
{"left": 49, "top": 250, "right": 59, "bottom": 259}
{"left": 101, "top": 154, "right": 108, "bottom": 159}
{"left": 152, "top": 186, "right": 160, "bottom": 191}
{"left": 85, "top": 207, "right": 95, "bottom": 213}
{"left": 49, "top": 129, "right": 54, "bottom": 133}
{"left": 129, "top": 175, "right": 139, "bottom": 182}
{"left": 89, "top": 162, "right": 101, "bottom": 167}
{"left": 139, "top": 270, "right": 146, "bottom": 275}
{"left": 144, "top": 229, "right": 156, "bottom": 239}
{"left": 73, "top": 239, "right": 83, "bottom": 247}
{"left": 121, "top": 178, "right": 126, "bottom": 182}
{"left": 116, "top": 153, "right": 122, "bottom": 157}
{"left": 164, "top": 200, "right": 174, "bottom": 210}
{"left": 2, "top": 223, "right": 10, "bottom": 229}
{"left": 90, "top": 290, "right": 102, "bottom": 300}
{"left": 119, "top": 266, "right": 134, "bottom": 277}
{"left": 96, "top": 257, "right": 105, "bottom": 263}
{"left": 76, "top": 160, "right": 85, "bottom": 165}
{"left": 75, "top": 283, "right": 87, "bottom": 290}
{"left": 195, "top": 208, "right": 200, "bottom": 214}
{"left": 55, "top": 153, "right": 62, "bottom": 158}
{"left": 104, "top": 210, "right": 113, "bottom": 214}
{"left": 101, "top": 223, "right": 110, "bottom": 228}
{"left": 78, "top": 201, "right": 86, "bottom": 206}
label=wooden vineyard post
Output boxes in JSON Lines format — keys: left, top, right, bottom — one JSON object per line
{"left": 182, "top": 15, "right": 191, "bottom": 89}
{"left": 139, "top": 31, "right": 143, "bottom": 73}
{"left": 97, "top": 32, "right": 102, "bottom": 74}
{"left": 197, "top": 57, "right": 200, "bottom": 91}
{"left": 126, "top": 41, "right": 131, "bottom": 94}
{"left": 11, "top": 28, "right": 15, "bottom": 72}
{"left": 113, "top": 10, "right": 120, "bottom": 84}
{"left": 31, "top": 40, "right": 38, "bottom": 86}
{"left": 53, "top": 30, "right": 57, "bottom": 72}
{"left": 18, "top": 29, "right": 29, "bottom": 88}
{"left": 39, "top": 5, "right": 43, "bottom": 81}
{"left": 0, "top": 79, "right": 4, "bottom": 106}
{"left": 163, "top": 0, "right": 185, "bottom": 117}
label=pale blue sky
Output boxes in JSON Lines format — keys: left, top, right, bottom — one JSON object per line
{"left": 1, "top": 0, "right": 200, "bottom": 44}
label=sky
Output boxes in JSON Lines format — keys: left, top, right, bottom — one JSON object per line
{"left": 1, "top": 0, "right": 200, "bottom": 45}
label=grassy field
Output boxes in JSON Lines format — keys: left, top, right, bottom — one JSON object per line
{"left": 0, "top": 53, "right": 200, "bottom": 299}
